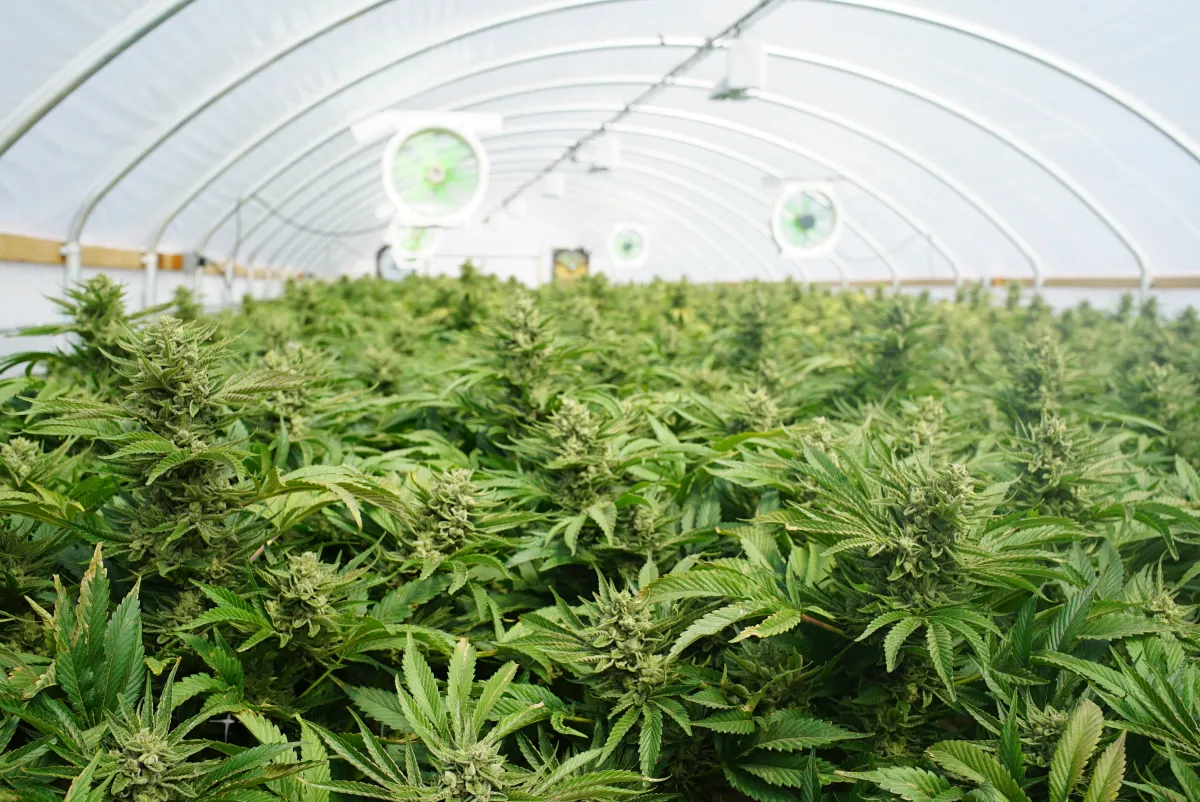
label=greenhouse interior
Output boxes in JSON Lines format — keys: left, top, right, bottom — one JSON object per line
{"left": 3, "top": 2, "right": 1200, "bottom": 801}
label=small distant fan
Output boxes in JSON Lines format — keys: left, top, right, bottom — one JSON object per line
{"left": 382, "top": 124, "right": 490, "bottom": 227}
{"left": 377, "top": 246, "right": 414, "bottom": 282}
{"left": 386, "top": 219, "right": 440, "bottom": 261}
{"left": 608, "top": 223, "right": 650, "bottom": 268}
{"left": 770, "top": 183, "right": 843, "bottom": 257}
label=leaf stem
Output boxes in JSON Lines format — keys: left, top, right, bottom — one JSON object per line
{"left": 803, "top": 614, "right": 846, "bottom": 636}
{"left": 299, "top": 665, "right": 337, "bottom": 699}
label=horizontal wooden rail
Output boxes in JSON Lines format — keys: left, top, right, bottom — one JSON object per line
{"left": 2, "top": 231, "right": 1196, "bottom": 289}
{"left": 0, "top": 231, "right": 302, "bottom": 279}
{"left": 0, "top": 231, "right": 183, "bottom": 270}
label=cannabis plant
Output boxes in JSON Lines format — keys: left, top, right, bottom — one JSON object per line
{"left": 852, "top": 699, "right": 1127, "bottom": 802}
{"left": 311, "top": 637, "right": 646, "bottom": 801}
{"left": 8, "top": 271, "right": 1200, "bottom": 802}
{"left": 0, "top": 546, "right": 303, "bottom": 801}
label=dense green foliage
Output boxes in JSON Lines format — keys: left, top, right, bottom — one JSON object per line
{"left": 2, "top": 271, "right": 1200, "bottom": 802}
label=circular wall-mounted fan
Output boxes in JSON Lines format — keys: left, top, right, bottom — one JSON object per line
{"left": 386, "top": 220, "right": 440, "bottom": 261}
{"left": 382, "top": 125, "right": 490, "bottom": 227}
{"left": 608, "top": 223, "right": 650, "bottom": 268}
{"left": 770, "top": 184, "right": 843, "bottom": 257}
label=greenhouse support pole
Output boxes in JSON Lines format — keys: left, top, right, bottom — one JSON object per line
{"left": 142, "top": 252, "right": 158, "bottom": 308}
{"left": 1140, "top": 270, "right": 1152, "bottom": 305}
{"left": 224, "top": 261, "right": 235, "bottom": 307}
{"left": 61, "top": 241, "right": 82, "bottom": 289}
{"left": 831, "top": 256, "right": 849, "bottom": 291}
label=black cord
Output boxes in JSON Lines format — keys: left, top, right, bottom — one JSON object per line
{"left": 247, "top": 195, "right": 389, "bottom": 238}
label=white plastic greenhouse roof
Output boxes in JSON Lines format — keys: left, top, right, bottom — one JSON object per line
{"left": 2, "top": 0, "right": 1200, "bottom": 289}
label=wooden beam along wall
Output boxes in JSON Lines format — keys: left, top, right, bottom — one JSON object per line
{"left": 0, "top": 231, "right": 304, "bottom": 279}
{"left": 2, "top": 231, "right": 1198, "bottom": 288}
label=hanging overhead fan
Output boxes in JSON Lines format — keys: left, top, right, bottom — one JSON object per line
{"left": 608, "top": 223, "right": 650, "bottom": 268}
{"left": 770, "top": 183, "right": 843, "bottom": 257}
{"left": 386, "top": 219, "right": 441, "bottom": 262}
{"left": 381, "top": 123, "right": 490, "bottom": 227}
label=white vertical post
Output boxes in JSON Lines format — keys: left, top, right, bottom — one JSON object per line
{"left": 192, "top": 257, "right": 204, "bottom": 298}
{"left": 142, "top": 251, "right": 158, "bottom": 308}
{"left": 61, "top": 241, "right": 82, "bottom": 289}
{"left": 792, "top": 260, "right": 808, "bottom": 286}
{"left": 224, "top": 261, "right": 236, "bottom": 306}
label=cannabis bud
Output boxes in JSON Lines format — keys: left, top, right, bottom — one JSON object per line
{"left": 585, "top": 583, "right": 669, "bottom": 698}
{"left": 728, "top": 386, "right": 781, "bottom": 434}
{"left": 411, "top": 469, "right": 481, "bottom": 561}
{"left": 435, "top": 740, "right": 507, "bottom": 802}
{"left": 906, "top": 397, "right": 946, "bottom": 451}
{"left": 0, "top": 436, "right": 43, "bottom": 488}
{"left": 550, "top": 398, "right": 601, "bottom": 462}
{"left": 885, "top": 463, "right": 975, "bottom": 608}
{"left": 107, "top": 727, "right": 179, "bottom": 802}
{"left": 261, "top": 552, "right": 363, "bottom": 646}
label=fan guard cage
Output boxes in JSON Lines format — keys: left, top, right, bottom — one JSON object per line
{"left": 381, "top": 124, "right": 490, "bottom": 227}
{"left": 770, "top": 183, "right": 843, "bottom": 258}
{"left": 608, "top": 223, "right": 650, "bottom": 268}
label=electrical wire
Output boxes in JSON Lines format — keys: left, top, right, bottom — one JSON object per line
{"left": 246, "top": 195, "right": 390, "bottom": 238}
{"left": 486, "top": 0, "right": 787, "bottom": 220}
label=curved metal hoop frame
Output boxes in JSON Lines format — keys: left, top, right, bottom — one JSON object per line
{"left": 1, "top": 1, "right": 1176, "bottom": 296}
{"left": 181, "top": 67, "right": 963, "bottom": 281}
{"left": 173, "top": 39, "right": 1154, "bottom": 285}
{"left": 267, "top": 141, "right": 893, "bottom": 284}
{"left": 231, "top": 73, "right": 1019, "bottom": 283}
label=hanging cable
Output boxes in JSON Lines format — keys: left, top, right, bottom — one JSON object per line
{"left": 247, "top": 195, "right": 389, "bottom": 238}
{"left": 485, "top": 0, "right": 788, "bottom": 220}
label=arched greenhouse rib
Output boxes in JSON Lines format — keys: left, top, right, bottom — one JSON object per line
{"left": 2, "top": 3, "right": 1200, "bottom": 802}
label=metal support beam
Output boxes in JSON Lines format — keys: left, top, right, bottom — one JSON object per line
{"left": 61, "top": 241, "right": 82, "bottom": 289}
{"left": 488, "top": 0, "right": 786, "bottom": 216}
{"left": 151, "top": 35, "right": 943, "bottom": 264}
{"left": 141, "top": 251, "right": 159, "bottom": 308}
{"left": 256, "top": 147, "right": 783, "bottom": 279}
{"left": 196, "top": 87, "right": 955, "bottom": 284}
{"left": 500, "top": 102, "right": 963, "bottom": 275}
{"left": 282, "top": 172, "right": 731, "bottom": 280}
{"left": 248, "top": 127, "right": 908, "bottom": 285}
{"left": 64, "top": 0, "right": 636, "bottom": 245}
{"left": 0, "top": 0, "right": 196, "bottom": 159}
{"left": 249, "top": 144, "right": 722, "bottom": 276}
{"left": 189, "top": 36, "right": 1151, "bottom": 287}
{"left": 762, "top": 44, "right": 1148, "bottom": 289}
{"left": 278, "top": 166, "right": 755, "bottom": 280}
{"left": 288, "top": 192, "right": 702, "bottom": 279}
{"left": 252, "top": 73, "right": 1021, "bottom": 282}
{"left": 809, "top": 0, "right": 1200, "bottom": 168}
{"left": 188, "top": 40, "right": 957, "bottom": 273}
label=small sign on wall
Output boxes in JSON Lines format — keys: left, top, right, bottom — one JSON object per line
{"left": 552, "top": 248, "right": 589, "bottom": 282}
